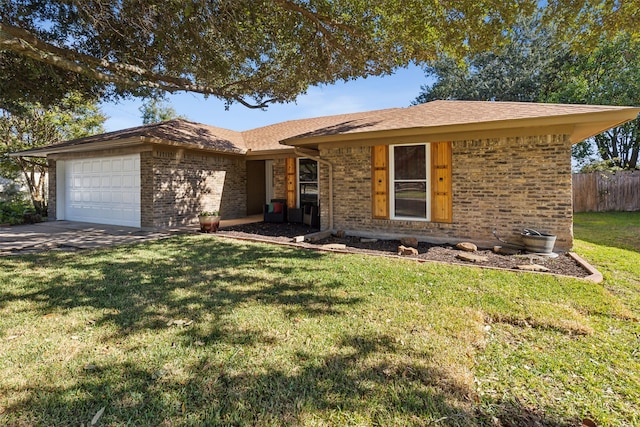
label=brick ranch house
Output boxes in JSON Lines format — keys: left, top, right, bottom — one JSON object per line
{"left": 17, "top": 100, "right": 640, "bottom": 251}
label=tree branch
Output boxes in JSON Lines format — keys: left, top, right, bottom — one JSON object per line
{"left": 0, "top": 22, "right": 273, "bottom": 108}
{"left": 273, "top": 0, "right": 361, "bottom": 35}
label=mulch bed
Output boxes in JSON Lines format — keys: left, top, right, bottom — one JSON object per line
{"left": 217, "top": 222, "right": 592, "bottom": 279}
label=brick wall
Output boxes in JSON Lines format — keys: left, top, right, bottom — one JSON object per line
{"left": 319, "top": 134, "right": 574, "bottom": 250}
{"left": 140, "top": 151, "right": 154, "bottom": 228}
{"left": 47, "top": 159, "right": 57, "bottom": 220}
{"left": 150, "top": 148, "right": 246, "bottom": 227}
{"left": 47, "top": 147, "right": 246, "bottom": 229}
{"left": 272, "top": 158, "right": 287, "bottom": 200}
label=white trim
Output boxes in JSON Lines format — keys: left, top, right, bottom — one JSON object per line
{"left": 389, "top": 143, "right": 431, "bottom": 221}
{"left": 265, "top": 160, "right": 274, "bottom": 204}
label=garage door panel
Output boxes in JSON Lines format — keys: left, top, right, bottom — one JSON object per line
{"left": 122, "top": 175, "right": 136, "bottom": 188}
{"left": 65, "top": 154, "right": 140, "bottom": 227}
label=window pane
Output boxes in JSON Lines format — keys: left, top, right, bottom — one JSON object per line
{"left": 299, "top": 158, "right": 318, "bottom": 207}
{"left": 394, "top": 182, "right": 427, "bottom": 218}
{"left": 394, "top": 145, "right": 426, "bottom": 180}
{"left": 299, "top": 158, "right": 317, "bottom": 182}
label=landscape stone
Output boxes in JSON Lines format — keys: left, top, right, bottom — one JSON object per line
{"left": 456, "top": 242, "right": 478, "bottom": 252}
{"left": 456, "top": 252, "right": 488, "bottom": 262}
{"left": 397, "top": 245, "right": 419, "bottom": 256}
{"left": 360, "top": 238, "right": 378, "bottom": 243}
{"left": 400, "top": 237, "right": 419, "bottom": 248}
{"left": 493, "top": 245, "right": 520, "bottom": 255}
{"left": 334, "top": 230, "right": 346, "bottom": 238}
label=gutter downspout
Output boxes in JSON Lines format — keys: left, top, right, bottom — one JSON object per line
{"left": 294, "top": 147, "right": 333, "bottom": 231}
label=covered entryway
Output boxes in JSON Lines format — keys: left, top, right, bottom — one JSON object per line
{"left": 246, "top": 160, "right": 267, "bottom": 215}
{"left": 60, "top": 154, "right": 141, "bottom": 227}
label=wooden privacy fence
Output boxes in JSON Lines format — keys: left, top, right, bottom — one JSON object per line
{"left": 573, "top": 171, "right": 640, "bottom": 212}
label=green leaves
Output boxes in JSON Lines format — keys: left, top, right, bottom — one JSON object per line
{"left": 0, "top": 93, "right": 106, "bottom": 215}
{"left": 0, "top": 0, "right": 550, "bottom": 108}
{"left": 414, "top": 13, "right": 562, "bottom": 104}
{"left": 139, "top": 98, "right": 184, "bottom": 124}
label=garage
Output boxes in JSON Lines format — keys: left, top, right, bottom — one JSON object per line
{"left": 63, "top": 154, "right": 141, "bottom": 227}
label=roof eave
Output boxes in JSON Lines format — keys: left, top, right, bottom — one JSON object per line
{"left": 139, "top": 136, "right": 247, "bottom": 155}
{"left": 9, "top": 137, "right": 146, "bottom": 157}
{"left": 282, "top": 108, "right": 640, "bottom": 147}
{"left": 245, "top": 147, "right": 296, "bottom": 160}
{"left": 11, "top": 136, "right": 248, "bottom": 157}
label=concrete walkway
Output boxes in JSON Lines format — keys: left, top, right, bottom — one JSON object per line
{"left": 0, "top": 215, "right": 263, "bottom": 256}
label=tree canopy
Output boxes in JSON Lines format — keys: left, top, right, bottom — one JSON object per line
{"left": 413, "top": 15, "right": 564, "bottom": 104}
{"left": 139, "top": 98, "right": 185, "bottom": 124}
{"left": 415, "top": 13, "right": 640, "bottom": 171}
{"left": 0, "top": 94, "right": 105, "bottom": 215}
{"left": 1, "top": 0, "right": 637, "bottom": 110}
{"left": 548, "top": 33, "right": 640, "bottom": 170}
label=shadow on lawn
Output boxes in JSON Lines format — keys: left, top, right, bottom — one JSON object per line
{"left": 0, "top": 237, "right": 353, "bottom": 333}
{"left": 0, "top": 236, "right": 581, "bottom": 426}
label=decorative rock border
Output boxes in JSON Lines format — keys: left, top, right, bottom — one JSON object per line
{"left": 212, "top": 232, "right": 605, "bottom": 283}
{"left": 568, "top": 252, "right": 604, "bottom": 283}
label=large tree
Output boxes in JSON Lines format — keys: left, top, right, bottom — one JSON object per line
{"left": 548, "top": 33, "right": 640, "bottom": 170}
{"left": 1, "top": 0, "right": 636, "bottom": 110}
{"left": 413, "top": 14, "right": 563, "bottom": 104}
{"left": 0, "top": 94, "right": 106, "bottom": 216}
{"left": 415, "top": 15, "right": 640, "bottom": 170}
{"left": 139, "top": 98, "right": 185, "bottom": 124}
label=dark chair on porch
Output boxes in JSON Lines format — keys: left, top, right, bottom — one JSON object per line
{"left": 287, "top": 207, "right": 303, "bottom": 224}
{"left": 264, "top": 199, "right": 287, "bottom": 223}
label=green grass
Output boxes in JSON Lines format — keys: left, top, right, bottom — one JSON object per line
{"left": 1, "top": 212, "right": 639, "bottom": 426}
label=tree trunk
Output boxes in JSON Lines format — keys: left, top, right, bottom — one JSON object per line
{"left": 18, "top": 157, "right": 48, "bottom": 217}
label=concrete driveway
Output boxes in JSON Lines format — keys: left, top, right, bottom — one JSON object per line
{"left": 0, "top": 221, "right": 190, "bottom": 256}
{"left": 0, "top": 216, "right": 263, "bottom": 256}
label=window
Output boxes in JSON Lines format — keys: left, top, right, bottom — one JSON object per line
{"left": 390, "top": 144, "right": 430, "bottom": 220}
{"left": 372, "top": 142, "right": 451, "bottom": 223}
{"left": 298, "top": 158, "right": 318, "bottom": 207}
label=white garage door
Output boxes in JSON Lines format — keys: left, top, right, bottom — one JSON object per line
{"left": 65, "top": 154, "right": 141, "bottom": 227}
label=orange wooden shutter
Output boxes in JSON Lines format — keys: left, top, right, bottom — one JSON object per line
{"left": 431, "top": 142, "right": 452, "bottom": 223}
{"left": 285, "top": 157, "right": 297, "bottom": 208}
{"left": 371, "top": 145, "right": 389, "bottom": 219}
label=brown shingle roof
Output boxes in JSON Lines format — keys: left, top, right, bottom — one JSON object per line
{"left": 14, "top": 101, "right": 640, "bottom": 157}
{"left": 283, "top": 100, "right": 640, "bottom": 143}
{"left": 22, "top": 119, "right": 246, "bottom": 155}
{"left": 242, "top": 108, "right": 399, "bottom": 151}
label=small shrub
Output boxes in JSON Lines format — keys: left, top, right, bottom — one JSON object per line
{"left": 0, "top": 199, "right": 35, "bottom": 225}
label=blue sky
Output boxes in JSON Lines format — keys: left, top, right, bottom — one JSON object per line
{"left": 100, "top": 64, "right": 432, "bottom": 132}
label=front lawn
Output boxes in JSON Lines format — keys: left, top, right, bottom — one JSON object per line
{"left": 0, "top": 212, "right": 638, "bottom": 426}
